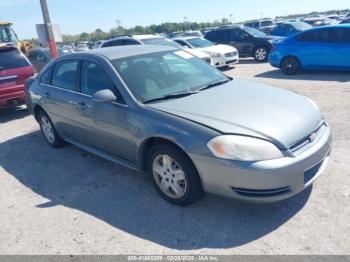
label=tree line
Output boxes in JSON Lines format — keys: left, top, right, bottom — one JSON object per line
{"left": 61, "top": 18, "right": 231, "bottom": 43}
{"left": 27, "top": 8, "right": 349, "bottom": 44}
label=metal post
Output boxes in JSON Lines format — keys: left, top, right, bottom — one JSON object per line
{"left": 39, "top": 0, "right": 58, "bottom": 58}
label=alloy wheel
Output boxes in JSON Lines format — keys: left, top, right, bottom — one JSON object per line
{"left": 283, "top": 58, "right": 299, "bottom": 74}
{"left": 255, "top": 48, "right": 267, "bottom": 61}
{"left": 152, "top": 154, "right": 187, "bottom": 199}
{"left": 41, "top": 116, "right": 55, "bottom": 144}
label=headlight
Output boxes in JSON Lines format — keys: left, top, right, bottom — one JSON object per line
{"left": 268, "top": 39, "right": 274, "bottom": 44}
{"left": 207, "top": 135, "right": 283, "bottom": 161}
{"left": 206, "top": 51, "right": 222, "bottom": 58}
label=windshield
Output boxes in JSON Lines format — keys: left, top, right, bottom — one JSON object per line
{"left": 183, "top": 32, "right": 202, "bottom": 37}
{"left": 0, "top": 48, "right": 30, "bottom": 70}
{"left": 244, "top": 27, "right": 266, "bottom": 37}
{"left": 141, "top": 38, "right": 182, "bottom": 48}
{"left": 187, "top": 38, "right": 214, "bottom": 48}
{"left": 112, "top": 50, "right": 228, "bottom": 102}
{"left": 0, "top": 26, "right": 19, "bottom": 43}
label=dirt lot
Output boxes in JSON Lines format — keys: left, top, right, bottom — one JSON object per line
{"left": 0, "top": 60, "right": 349, "bottom": 255}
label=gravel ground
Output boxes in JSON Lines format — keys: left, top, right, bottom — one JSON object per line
{"left": 0, "top": 60, "right": 349, "bottom": 255}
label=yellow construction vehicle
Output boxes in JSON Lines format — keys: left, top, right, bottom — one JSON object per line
{"left": 0, "top": 21, "right": 32, "bottom": 53}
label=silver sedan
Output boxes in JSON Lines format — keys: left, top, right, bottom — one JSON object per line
{"left": 25, "top": 45, "right": 332, "bottom": 206}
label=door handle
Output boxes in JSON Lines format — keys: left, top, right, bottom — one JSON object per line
{"left": 43, "top": 92, "right": 51, "bottom": 99}
{"left": 77, "top": 102, "right": 92, "bottom": 110}
{"left": 68, "top": 101, "right": 92, "bottom": 110}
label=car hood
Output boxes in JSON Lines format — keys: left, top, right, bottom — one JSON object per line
{"left": 185, "top": 48, "right": 209, "bottom": 59}
{"left": 199, "top": 44, "right": 237, "bottom": 54}
{"left": 147, "top": 79, "right": 323, "bottom": 149}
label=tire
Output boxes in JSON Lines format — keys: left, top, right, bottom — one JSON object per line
{"left": 281, "top": 56, "right": 301, "bottom": 75}
{"left": 253, "top": 46, "right": 269, "bottom": 62}
{"left": 147, "top": 144, "right": 203, "bottom": 206}
{"left": 38, "top": 111, "right": 65, "bottom": 147}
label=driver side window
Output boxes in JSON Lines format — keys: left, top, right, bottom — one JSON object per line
{"left": 80, "top": 61, "right": 125, "bottom": 104}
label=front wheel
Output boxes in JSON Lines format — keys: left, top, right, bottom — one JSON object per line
{"left": 147, "top": 144, "right": 203, "bottom": 206}
{"left": 281, "top": 57, "right": 301, "bottom": 75}
{"left": 254, "top": 46, "right": 269, "bottom": 62}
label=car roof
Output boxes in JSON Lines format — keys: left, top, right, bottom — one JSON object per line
{"left": 173, "top": 36, "right": 200, "bottom": 41}
{"left": 103, "top": 36, "right": 133, "bottom": 42}
{"left": 278, "top": 21, "right": 310, "bottom": 26}
{"left": 220, "top": 24, "right": 245, "bottom": 29}
{"left": 307, "top": 24, "right": 350, "bottom": 29}
{"left": 61, "top": 45, "right": 177, "bottom": 60}
{"left": 133, "top": 34, "right": 163, "bottom": 40}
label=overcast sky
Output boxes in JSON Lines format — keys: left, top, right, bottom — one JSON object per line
{"left": 1, "top": 0, "right": 349, "bottom": 39}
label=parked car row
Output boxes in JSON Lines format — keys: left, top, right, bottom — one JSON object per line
{"left": 100, "top": 34, "right": 239, "bottom": 68}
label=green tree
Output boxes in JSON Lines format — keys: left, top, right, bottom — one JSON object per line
{"left": 79, "top": 32, "right": 90, "bottom": 41}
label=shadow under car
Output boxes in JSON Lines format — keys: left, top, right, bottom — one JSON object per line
{"left": 0, "top": 131, "right": 312, "bottom": 250}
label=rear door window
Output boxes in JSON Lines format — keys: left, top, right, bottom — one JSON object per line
{"left": 123, "top": 39, "right": 139, "bottom": 45}
{"left": 217, "top": 29, "right": 230, "bottom": 41}
{"left": 0, "top": 48, "right": 30, "bottom": 70}
{"left": 52, "top": 60, "right": 79, "bottom": 91}
{"left": 329, "top": 28, "right": 350, "bottom": 43}
{"left": 205, "top": 31, "right": 217, "bottom": 41}
{"left": 297, "top": 29, "right": 330, "bottom": 42}
{"left": 103, "top": 40, "right": 122, "bottom": 47}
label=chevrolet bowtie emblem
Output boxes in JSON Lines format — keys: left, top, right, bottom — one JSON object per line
{"left": 309, "top": 132, "right": 317, "bottom": 142}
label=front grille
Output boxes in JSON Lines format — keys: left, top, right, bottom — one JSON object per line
{"left": 304, "top": 160, "right": 324, "bottom": 184}
{"left": 226, "top": 59, "right": 237, "bottom": 65}
{"left": 231, "top": 186, "right": 291, "bottom": 198}
{"left": 202, "top": 57, "right": 212, "bottom": 64}
{"left": 290, "top": 122, "right": 326, "bottom": 153}
{"left": 225, "top": 52, "right": 238, "bottom": 58}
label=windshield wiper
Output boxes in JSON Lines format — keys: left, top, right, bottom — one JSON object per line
{"left": 143, "top": 91, "right": 198, "bottom": 104}
{"left": 198, "top": 79, "right": 231, "bottom": 92}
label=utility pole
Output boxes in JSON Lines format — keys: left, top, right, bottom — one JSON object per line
{"left": 39, "top": 0, "right": 58, "bottom": 58}
{"left": 115, "top": 19, "right": 121, "bottom": 34}
{"left": 184, "top": 17, "right": 188, "bottom": 31}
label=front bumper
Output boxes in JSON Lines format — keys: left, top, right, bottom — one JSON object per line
{"left": 268, "top": 51, "right": 283, "bottom": 68}
{"left": 211, "top": 55, "right": 239, "bottom": 68}
{"left": 190, "top": 125, "right": 332, "bottom": 202}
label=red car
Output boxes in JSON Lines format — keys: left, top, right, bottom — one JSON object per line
{"left": 0, "top": 46, "right": 35, "bottom": 107}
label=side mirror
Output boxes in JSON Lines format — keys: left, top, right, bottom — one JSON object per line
{"left": 92, "top": 89, "right": 117, "bottom": 103}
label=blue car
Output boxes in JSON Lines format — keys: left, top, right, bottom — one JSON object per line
{"left": 269, "top": 24, "right": 350, "bottom": 74}
{"left": 271, "top": 21, "right": 312, "bottom": 37}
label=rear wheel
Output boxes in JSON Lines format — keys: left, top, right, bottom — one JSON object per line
{"left": 38, "top": 111, "right": 65, "bottom": 147}
{"left": 147, "top": 144, "right": 203, "bottom": 206}
{"left": 254, "top": 46, "right": 269, "bottom": 62}
{"left": 281, "top": 57, "right": 301, "bottom": 75}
